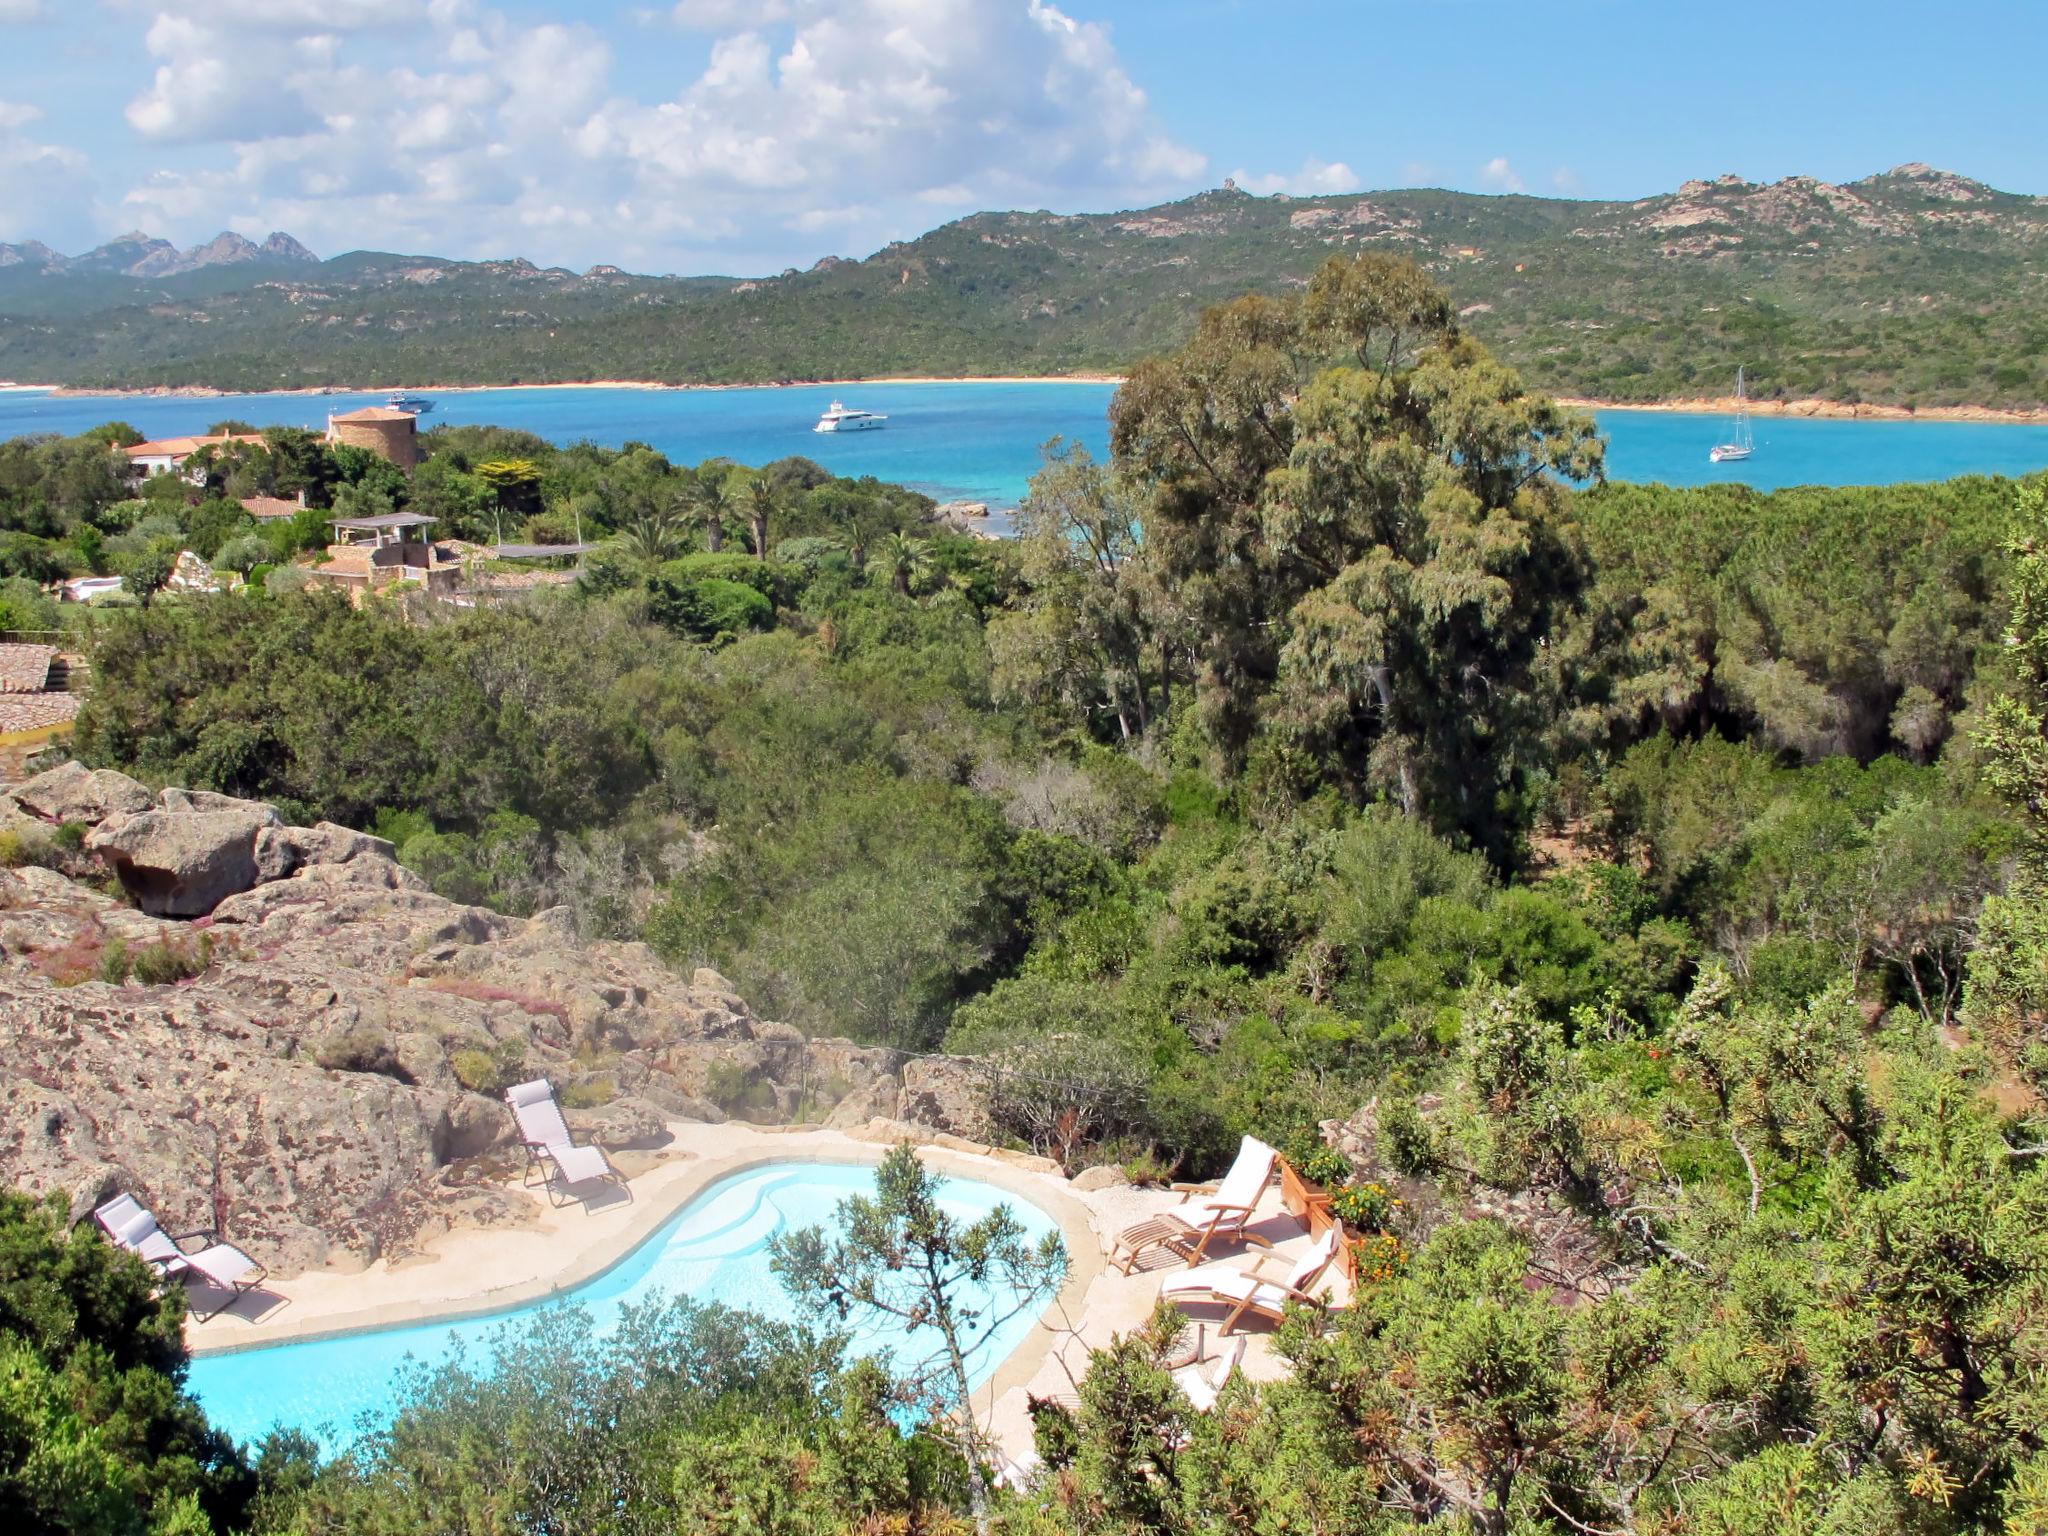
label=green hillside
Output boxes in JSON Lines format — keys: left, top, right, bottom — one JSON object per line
{"left": 1, "top": 163, "right": 2043, "bottom": 407}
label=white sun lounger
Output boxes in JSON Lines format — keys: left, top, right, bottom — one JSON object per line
{"left": 1159, "top": 1224, "right": 1342, "bottom": 1336}
{"left": 93, "top": 1193, "right": 268, "bottom": 1323}
{"left": 505, "top": 1078, "right": 622, "bottom": 1205}
{"left": 1106, "top": 1135, "right": 1279, "bottom": 1273}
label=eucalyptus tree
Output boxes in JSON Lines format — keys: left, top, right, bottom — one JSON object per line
{"left": 990, "top": 437, "right": 1173, "bottom": 744}
{"left": 1111, "top": 253, "right": 1604, "bottom": 861}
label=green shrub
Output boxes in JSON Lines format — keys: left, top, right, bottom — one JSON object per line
{"left": 1329, "top": 1180, "right": 1400, "bottom": 1233}
{"left": 648, "top": 573, "right": 774, "bottom": 642}
{"left": 0, "top": 826, "right": 63, "bottom": 869}
{"left": 1296, "top": 1144, "right": 1353, "bottom": 1188}
{"left": 704, "top": 1060, "right": 777, "bottom": 1115}
{"left": 130, "top": 937, "right": 208, "bottom": 986}
{"left": 449, "top": 1048, "right": 502, "bottom": 1094}
{"left": 561, "top": 1076, "right": 617, "bottom": 1109}
{"left": 97, "top": 938, "right": 132, "bottom": 984}
{"left": 659, "top": 551, "right": 798, "bottom": 606}
{"left": 52, "top": 821, "right": 88, "bottom": 851}
{"left": 370, "top": 805, "right": 432, "bottom": 853}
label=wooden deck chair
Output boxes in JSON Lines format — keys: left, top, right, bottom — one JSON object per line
{"left": 1105, "top": 1135, "right": 1278, "bottom": 1273}
{"left": 1158, "top": 1224, "right": 1341, "bottom": 1336}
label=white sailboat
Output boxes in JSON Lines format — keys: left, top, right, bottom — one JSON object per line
{"left": 1710, "top": 369, "right": 1755, "bottom": 463}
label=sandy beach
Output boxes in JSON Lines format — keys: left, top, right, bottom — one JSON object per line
{"left": 1556, "top": 394, "right": 2048, "bottom": 426}
{"left": 41, "top": 373, "right": 1129, "bottom": 400}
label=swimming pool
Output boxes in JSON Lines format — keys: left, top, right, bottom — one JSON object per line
{"left": 185, "top": 1160, "right": 1062, "bottom": 1452}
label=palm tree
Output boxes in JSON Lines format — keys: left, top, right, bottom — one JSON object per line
{"left": 619, "top": 509, "right": 682, "bottom": 566}
{"left": 744, "top": 477, "right": 779, "bottom": 557}
{"left": 691, "top": 478, "right": 732, "bottom": 554}
{"left": 877, "top": 532, "right": 932, "bottom": 597}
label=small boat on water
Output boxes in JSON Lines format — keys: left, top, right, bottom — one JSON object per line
{"left": 814, "top": 400, "right": 886, "bottom": 433}
{"left": 386, "top": 391, "right": 435, "bottom": 415}
{"left": 1710, "top": 368, "right": 1755, "bottom": 463}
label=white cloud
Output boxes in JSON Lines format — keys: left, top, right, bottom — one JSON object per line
{"left": 1228, "top": 157, "right": 1361, "bottom": 197}
{"left": 0, "top": 98, "right": 93, "bottom": 247}
{"left": 125, "top": 14, "right": 327, "bottom": 142}
{"left": 1551, "top": 165, "right": 1584, "bottom": 194}
{"left": 116, "top": 0, "right": 1207, "bottom": 271}
{"left": 671, "top": 0, "right": 791, "bottom": 27}
{"left": 0, "top": 0, "right": 43, "bottom": 20}
{"left": 1479, "top": 155, "right": 1525, "bottom": 193}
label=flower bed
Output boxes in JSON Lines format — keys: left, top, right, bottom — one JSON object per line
{"left": 1278, "top": 1155, "right": 1409, "bottom": 1288}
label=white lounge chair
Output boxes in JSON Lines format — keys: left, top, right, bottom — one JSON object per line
{"left": 505, "top": 1078, "right": 623, "bottom": 1206}
{"left": 93, "top": 1193, "right": 268, "bottom": 1323}
{"left": 1106, "top": 1135, "right": 1278, "bottom": 1273}
{"left": 1159, "top": 1224, "right": 1341, "bottom": 1336}
{"left": 1171, "top": 1331, "right": 1247, "bottom": 1412}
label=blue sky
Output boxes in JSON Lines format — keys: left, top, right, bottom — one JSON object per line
{"left": 0, "top": 0, "right": 2041, "bottom": 273}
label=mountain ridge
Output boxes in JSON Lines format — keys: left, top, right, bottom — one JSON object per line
{"left": 0, "top": 164, "right": 2042, "bottom": 407}
{"left": 0, "top": 228, "right": 320, "bottom": 278}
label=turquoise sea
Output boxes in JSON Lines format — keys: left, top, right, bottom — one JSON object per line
{"left": 2, "top": 382, "right": 2045, "bottom": 518}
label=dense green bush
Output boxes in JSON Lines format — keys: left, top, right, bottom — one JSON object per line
{"left": 0, "top": 1191, "right": 255, "bottom": 1534}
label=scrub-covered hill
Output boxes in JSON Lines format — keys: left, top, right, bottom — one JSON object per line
{"left": 0, "top": 163, "right": 2042, "bottom": 407}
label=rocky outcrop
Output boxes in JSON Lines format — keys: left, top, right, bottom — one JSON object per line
{"left": 10, "top": 761, "right": 156, "bottom": 825}
{"left": 87, "top": 806, "right": 287, "bottom": 917}
{"left": 1, "top": 769, "right": 994, "bottom": 1273}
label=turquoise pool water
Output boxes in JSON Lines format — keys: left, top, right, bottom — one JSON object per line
{"left": 2, "top": 382, "right": 2045, "bottom": 513}
{"left": 184, "top": 1160, "right": 1060, "bottom": 1453}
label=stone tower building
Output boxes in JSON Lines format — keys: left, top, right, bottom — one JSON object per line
{"left": 325, "top": 406, "right": 419, "bottom": 469}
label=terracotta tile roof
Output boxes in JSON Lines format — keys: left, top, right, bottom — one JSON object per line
{"left": 240, "top": 495, "right": 302, "bottom": 520}
{"left": 125, "top": 432, "right": 268, "bottom": 460}
{"left": 0, "top": 692, "right": 79, "bottom": 733}
{"left": 0, "top": 644, "right": 55, "bottom": 693}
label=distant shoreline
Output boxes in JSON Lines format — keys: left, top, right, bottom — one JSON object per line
{"left": 13, "top": 377, "right": 2048, "bottom": 424}
{"left": 33, "top": 373, "right": 1129, "bottom": 400}
{"left": 1556, "top": 394, "right": 2048, "bottom": 426}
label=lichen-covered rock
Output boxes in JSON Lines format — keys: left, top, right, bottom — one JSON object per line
{"left": 158, "top": 786, "right": 277, "bottom": 818}
{"left": 8, "top": 761, "right": 155, "bottom": 824}
{"left": 87, "top": 806, "right": 280, "bottom": 916}
{"left": 897, "top": 1056, "right": 990, "bottom": 1139}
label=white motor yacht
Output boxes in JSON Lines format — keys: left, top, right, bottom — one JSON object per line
{"left": 814, "top": 400, "right": 887, "bottom": 433}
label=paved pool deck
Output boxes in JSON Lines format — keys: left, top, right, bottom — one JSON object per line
{"left": 183, "top": 1120, "right": 1340, "bottom": 1460}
